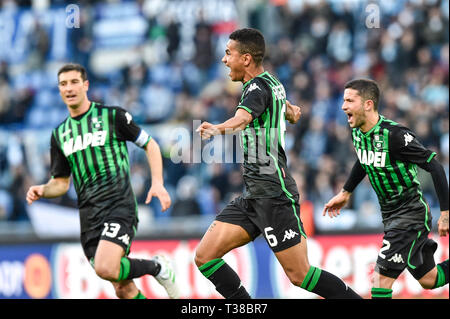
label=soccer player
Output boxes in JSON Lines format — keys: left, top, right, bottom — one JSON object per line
{"left": 323, "top": 79, "right": 449, "bottom": 299}
{"left": 195, "top": 28, "right": 361, "bottom": 299}
{"left": 26, "top": 63, "right": 180, "bottom": 299}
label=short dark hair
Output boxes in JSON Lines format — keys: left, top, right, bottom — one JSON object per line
{"left": 57, "top": 63, "right": 88, "bottom": 82}
{"left": 229, "top": 28, "right": 265, "bottom": 66}
{"left": 344, "top": 78, "right": 380, "bottom": 110}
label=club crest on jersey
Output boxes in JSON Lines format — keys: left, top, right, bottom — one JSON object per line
{"left": 91, "top": 117, "right": 103, "bottom": 129}
{"left": 373, "top": 134, "right": 384, "bottom": 150}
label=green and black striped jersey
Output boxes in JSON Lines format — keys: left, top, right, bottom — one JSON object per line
{"left": 236, "top": 71, "right": 298, "bottom": 200}
{"left": 50, "top": 102, "right": 151, "bottom": 232}
{"left": 351, "top": 115, "right": 435, "bottom": 230}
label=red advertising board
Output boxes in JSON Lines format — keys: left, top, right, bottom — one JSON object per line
{"left": 51, "top": 240, "right": 256, "bottom": 299}
{"left": 3, "top": 233, "right": 446, "bottom": 299}
{"left": 271, "top": 233, "right": 449, "bottom": 299}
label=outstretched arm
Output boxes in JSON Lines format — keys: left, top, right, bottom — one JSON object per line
{"left": 418, "top": 158, "right": 449, "bottom": 236}
{"left": 285, "top": 100, "right": 301, "bottom": 124}
{"left": 26, "top": 176, "right": 70, "bottom": 205}
{"left": 144, "top": 138, "right": 171, "bottom": 212}
{"left": 196, "top": 108, "right": 253, "bottom": 139}
{"left": 323, "top": 160, "right": 366, "bottom": 218}
{"left": 322, "top": 189, "right": 352, "bottom": 218}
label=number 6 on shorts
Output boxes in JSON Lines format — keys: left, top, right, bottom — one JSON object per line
{"left": 264, "top": 227, "right": 278, "bottom": 247}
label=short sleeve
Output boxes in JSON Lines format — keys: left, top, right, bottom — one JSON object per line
{"left": 390, "top": 126, "right": 436, "bottom": 165}
{"left": 50, "top": 133, "right": 71, "bottom": 178}
{"left": 237, "top": 78, "right": 270, "bottom": 120}
{"left": 115, "top": 107, "right": 152, "bottom": 148}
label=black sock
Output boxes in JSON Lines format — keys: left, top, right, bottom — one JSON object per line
{"left": 301, "top": 266, "right": 362, "bottom": 299}
{"left": 433, "top": 259, "right": 449, "bottom": 288}
{"left": 118, "top": 257, "right": 161, "bottom": 281}
{"left": 199, "top": 258, "right": 251, "bottom": 299}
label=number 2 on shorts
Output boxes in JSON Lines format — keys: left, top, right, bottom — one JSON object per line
{"left": 378, "top": 239, "right": 391, "bottom": 259}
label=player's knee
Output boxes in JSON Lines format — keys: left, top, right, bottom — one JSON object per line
{"left": 416, "top": 264, "right": 438, "bottom": 289}
{"left": 418, "top": 277, "right": 435, "bottom": 289}
{"left": 288, "top": 274, "right": 304, "bottom": 287}
{"left": 114, "top": 285, "right": 128, "bottom": 299}
{"left": 194, "top": 248, "right": 223, "bottom": 268}
{"left": 114, "top": 284, "right": 135, "bottom": 299}
{"left": 284, "top": 266, "right": 310, "bottom": 287}
{"left": 194, "top": 249, "right": 207, "bottom": 268}
{"left": 95, "top": 262, "right": 119, "bottom": 281}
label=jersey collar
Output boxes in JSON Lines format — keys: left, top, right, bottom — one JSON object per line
{"left": 70, "top": 102, "right": 95, "bottom": 122}
{"left": 242, "top": 71, "right": 269, "bottom": 91}
{"left": 359, "top": 114, "right": 384, "bottom": 136}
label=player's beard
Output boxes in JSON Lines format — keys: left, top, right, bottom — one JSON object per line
{"left": 350, "top": 105, "right": 366, "bottom": 129}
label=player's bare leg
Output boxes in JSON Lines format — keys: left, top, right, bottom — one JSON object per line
{"left": 94, "top": 239, "right": 124, "bottom": 281}
{"left": 112, "top": 280, "right": 141, "bottom": 299}
{"left": 371, "top": 260, "right": 448, "bottom": 298}
{"left": 274, "top": 238, "right": 310, "bottom": 286}
{"left": 195, "top": 221, "right": 252, "bottom": 266}
{"left": 276, "top": 239, "right": 362, "bottom": 299}
{"left": 417, "top": 260, "right": 448, "bottom": 289}
{"left": 371, "top": 271, "right": 395, "bottom": 298}
{"left": 195, "top": 221, "right": 253, "bottom": 298}
{"left": 94, "top": 239, "right": 179, "bottom": 299}
{"left": 418, "top": 267, "right": 438, "bottom": 289}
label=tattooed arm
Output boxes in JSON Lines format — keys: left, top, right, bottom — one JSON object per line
{"left": 438, "top": 211, "right": 449, "bottom": 237}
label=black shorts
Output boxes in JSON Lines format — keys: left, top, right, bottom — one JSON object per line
{"left": 80, "top": 214, "right": 138, "bottom": 264}
{"left": 375, "top": 227, "right": 437, "bottom": 280}
{"left": 216, "top": 194, "right": 306, "bottom": 253}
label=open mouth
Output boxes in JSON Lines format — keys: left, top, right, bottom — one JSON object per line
{"left": 346, "top": 112, "right": 353, "bottom": 122}
{"left": 66, "top": 94, "right": 77, "bottom": 100}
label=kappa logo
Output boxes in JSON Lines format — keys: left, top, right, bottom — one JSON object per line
{"left": 125, "top": 112, "right": 133, "bottom": 124}
{"left": 388, "top": 253, "right": 404, "bottom": 264}
{"left": 404, "top": 133, "right": 414, "bottom": 146}
{"left": 118, "top": 234, "right": 130, "bottom": 246}
{"left": 282, "top": 229, "right": 299, "bottom": 242}
{"left": 248, "top": 83, "right": 261, "bottom": 92}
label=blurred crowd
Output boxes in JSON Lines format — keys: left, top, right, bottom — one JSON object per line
{"left": 0, "top": 0, "right": 448, "bottom": 234}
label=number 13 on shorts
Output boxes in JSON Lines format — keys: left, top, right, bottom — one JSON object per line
{"left": 102, "top": 222, "right": 121, "bottom": 238}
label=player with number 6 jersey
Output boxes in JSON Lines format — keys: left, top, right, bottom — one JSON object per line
{"left": 237, "top": 71, "right": 298, "bottom": 201}
{"left": 194, "top": 28, "right": 361, "bottom": 299}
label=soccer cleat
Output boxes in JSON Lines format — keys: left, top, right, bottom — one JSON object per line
{"left": 152, "top": 254, "right": 180, "bottom": 299}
